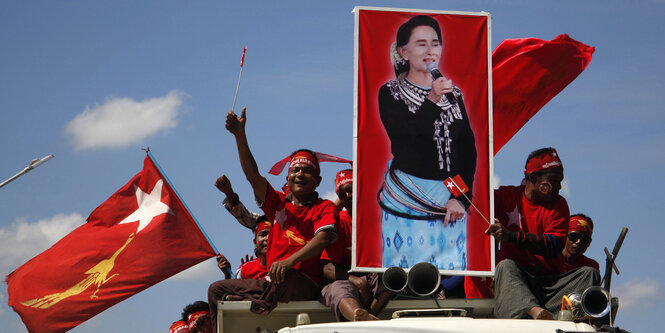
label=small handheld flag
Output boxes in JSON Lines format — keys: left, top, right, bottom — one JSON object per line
{"left": 445, "top": 175, "right": 490, "bottom": 225}
{"left": 231, "top": 47, "right": 246, "bottom": 112}
{"left": 444, "top": 174, "right": 468, "bottom": 197}
{"left": 240, "top": 47, "right": 246, "bottom": 67}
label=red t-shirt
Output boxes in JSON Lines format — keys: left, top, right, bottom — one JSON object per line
{"left": 321, "top": 209, "right": 352, "bottom": 269}
{"left": 495, "top": 185, "right": 569, "bottom": 269}
{"left": 239, "top": 258, "right": 268, "bottom": 280}
{"left": 261, "top": 184, "right": 337, "bottom": 283}
{"left": 541, "top": 254, "right": 599, "bottom": 275}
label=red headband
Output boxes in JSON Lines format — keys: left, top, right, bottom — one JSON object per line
{"left": 254, "top": 220, "right": 272, "bottom": 237}
{"left": 524, "top": 149, "right": 563, "bottom": 174}
{"left": 335, "top": 169, "right": 353, "bottom": 193}
{"left": 289, "top": 151, "right": 320, "bottom": 175}
{"left": 569, "top": 216, "right": 593, "bottom": 235}
{"left": 169, "top": 320, "right": 188, "bottom": 333}
{"left": 187, "top": 310, "right": 210, "bottom": 329}
{"left": 269, "top": 151, "right": 352, "bottom": 176}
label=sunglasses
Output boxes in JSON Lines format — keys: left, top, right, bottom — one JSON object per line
{"left": 567, "top": 232, "right": 591, "bottom": 245}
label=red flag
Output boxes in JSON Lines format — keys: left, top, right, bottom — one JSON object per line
{"left": 444, "top": 174, "right": 468, "bottom": 198}
{"left": 6, "top": 153, "right": 216, "bottom": 333}
{"left": 240, "top": 47, "right": 246, "bottom": 67}
{"left": 492, "top": 34, "right": 594, "bottom": 154}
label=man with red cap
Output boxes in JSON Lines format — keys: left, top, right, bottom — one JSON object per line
{"left": 207, "top": 107, "right": 338, "bottom": 329}
{"left": 319, "top": 169, "right": 392, "bottom": 321}
{"left": 181, "top": 301, "right": 212, "bottom": 333}
{"left": 237, "top": 217, "right": 271, "bottom": 280}
{"left": 542, "top": 214, "right": 599, "bottom": 274}
{"left": 486, "top": 147, "right": 599, "bottom": 319}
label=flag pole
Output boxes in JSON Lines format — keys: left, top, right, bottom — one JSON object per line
{"left": 231, "top": 47, "right": 246, "bottom": 112}
{"left": 0, "top": 154, "right": 54, "bottom": 189}
{"left": 450, "top": 180, "right": 491, "bottom": 226}
{"left": 146, "top": 150, "right": 235, "bottom": 278}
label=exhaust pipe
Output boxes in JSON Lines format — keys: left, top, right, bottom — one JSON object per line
{"left": 407, "top": 262, "right": 441, "bottom": 296}
{"left": 383, "top": 262, "right": 441, "bottom": 296}
{"left": 560, "top": 286, "right": 611, "bottom": 320}
{"left": 382, "top": 266, "right": 408, "bottom": 293}
{"left": 581, "top": 286, "right": 611, "bottom": 318}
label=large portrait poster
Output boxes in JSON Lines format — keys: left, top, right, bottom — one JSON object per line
{"left": 353, "top": 7, "right": 494, "bottom": 276}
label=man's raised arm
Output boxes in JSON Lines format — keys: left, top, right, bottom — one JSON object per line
{"left": 225, "top": 107, "right": 268, "bottom": 203}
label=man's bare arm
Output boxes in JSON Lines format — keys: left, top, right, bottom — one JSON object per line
{"left": 225, "top": 107, "right": 268, "bottom": 203}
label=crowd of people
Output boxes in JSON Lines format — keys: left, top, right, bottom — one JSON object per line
{"left": 166, "top": 106, "right": 601, "bottom": 332}
{"left": 168, "top": 14, "right": 602, "bottom": 333}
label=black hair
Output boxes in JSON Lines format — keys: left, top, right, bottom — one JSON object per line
{"left": 181, "top": 300, "right": 209, "bottom": 323}
{"left": 256, "top": 215, "right": 269, "bottom": 224}
{"left": 396, "top": 15, "right": 442, "bottom": 48}
{"left": 394, "top": 15, "right": 442, "bottom": 76}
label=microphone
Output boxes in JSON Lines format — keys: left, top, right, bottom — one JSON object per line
{"left": 426, "top": 62, "right": 456, "bottom": 104}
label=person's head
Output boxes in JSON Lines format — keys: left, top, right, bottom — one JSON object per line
{"left": 253, "top": 216, "right": 271, "bottom": 258}
{"left": 524, "top": 147, "right": 564, "bottom": 203}
{"left": 565, "top": 214, "right": 594, "bottom": 257}
{"left": 335, "top": 169, "right": 353, "bottom": 213}
{"left": 286, "top": 149, "right": 322, "bottom": 200}
{"left": 181, "top": 301, "right": 211, "bottom": 333}
{"left": 393, "top": 15, "right": 443, "bottom": 76}
{"left": 170, "top": 320, "right": 189, "bottom": 333}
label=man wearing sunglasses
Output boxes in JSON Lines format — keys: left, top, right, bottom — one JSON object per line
{"left": 543, "top": 214, "right": 599, "bottom": 273}
{"left": 486, "top": 148, "right": 599, "bottom": 320}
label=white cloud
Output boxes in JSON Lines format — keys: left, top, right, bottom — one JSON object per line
{"left": 561, "top": 178, "right": 570, "bottom": 197}
{"left": 322, "top": 190, "right": 337, "bottom": 202}
{"left": 0, "top": 214, "right": 84, "bottom": 276}
{"left": 613, "top": 277, "right": 663, "bottom": 311}
{"left": 65, "top": 90, "right": 184, "bottom": 151}
{"left": 169, "top": 258, "right": 222, "bottom": 281}
{"left": 492, "top": 174, "right": 501, "bottom": 189}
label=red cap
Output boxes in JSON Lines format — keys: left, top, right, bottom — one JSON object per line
{"left": 187, "top": 310, "right": 210, "bottom": 330}
{"left": 269, "top": 150, "right": 351, "bottom": 176}
{"left": 524, "top": 149, "right": 563, "bottom": 174}
{"left": 254, "top": 220, "right": 272, "bottom": 237}
{"left": 170, "top": 320, "right": 189, "bottom": 333}
{"left": 569, "top": 215, "right": 593, "bottom": 235}
{"left": 335, "top": 169, "right": 353, "bottom": 193}
{"left": 288, "top": 151, "right": 320, "bottom": 176}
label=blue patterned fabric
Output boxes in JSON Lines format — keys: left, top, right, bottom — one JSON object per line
{"left": 380, "top": 164, "right": 467, "bottom": 270}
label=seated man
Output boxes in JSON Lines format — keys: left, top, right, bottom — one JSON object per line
{"left": 215, "top": 217, "right": 269, "bottom": 280}
{"left": 486, "top": 148, "right": 599, "bottom": 319}
{"left": 320, "top": 169, "right": 392, "bottom": 321}
{"left": 208, "top": 107, "right": 337, "bottom": 329}
{"left": 541, "top": 214, "right": 599, "bottom": 275}
{"left": 237, "top": 218, "right": 271, "bottom": 280}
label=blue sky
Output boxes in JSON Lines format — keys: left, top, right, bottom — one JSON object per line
{"left": 1, "top": 1, "right": 663, "bottom": 332}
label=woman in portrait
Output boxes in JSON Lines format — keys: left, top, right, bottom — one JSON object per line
{"left": 377, "top": 15, "right": 476, "bottom": 270}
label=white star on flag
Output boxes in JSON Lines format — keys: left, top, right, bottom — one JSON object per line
{"left": 505, "top": 205, "right": 522, "bottom": 229}
{"left": 445, "top": 180, "right": 454, "bottom": 189}
{"left": 118, "top": 179, "right": 174, "bottom": 233}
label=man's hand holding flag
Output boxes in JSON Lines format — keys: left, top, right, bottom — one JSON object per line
{"left": 444, "top": 174, "right": 490, "bottom": 226}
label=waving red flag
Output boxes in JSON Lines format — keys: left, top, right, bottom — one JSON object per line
{"left": 492, "top": 34, "right": 594, "bottom": 153}
{"left": 444, "top": 174, "right": 469, "bottom": 198}
{"left": 6, "top": 152, "right": 216, "bottom": 333}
